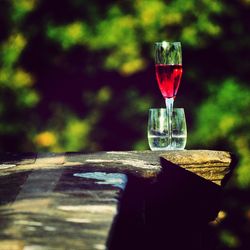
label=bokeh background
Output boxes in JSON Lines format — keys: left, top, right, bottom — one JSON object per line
{"left": 0, "top": 0, "right": 250, "bottom": 248}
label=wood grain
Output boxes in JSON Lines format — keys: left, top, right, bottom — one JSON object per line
{"left": 0, "top": 150, "right": 235, "bottom": 249}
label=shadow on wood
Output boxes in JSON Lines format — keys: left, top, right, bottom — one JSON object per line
{"left": 107, "top": 157, "right": 222, "bottom": 250}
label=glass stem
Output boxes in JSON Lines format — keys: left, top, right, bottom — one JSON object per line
{"left": 165, "top": 98, "right": 174, "bottom": 148}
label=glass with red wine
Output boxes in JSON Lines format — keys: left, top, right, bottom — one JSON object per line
{"left": 154, "top": 41, "right": 183, "bottom": 148}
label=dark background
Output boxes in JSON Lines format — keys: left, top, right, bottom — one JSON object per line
{"left": 0, "top": 0, "right": 250, "bottom": 248}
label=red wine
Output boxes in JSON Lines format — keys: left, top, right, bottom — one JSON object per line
{"left": 155, "top": 64, "right": 183, "bottom": 99}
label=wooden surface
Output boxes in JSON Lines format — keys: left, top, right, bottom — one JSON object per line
{"left": 0, "top": 150, "right": 235, "bottom": 250}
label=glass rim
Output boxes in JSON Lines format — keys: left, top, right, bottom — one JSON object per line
{"left": 149, "top": 108, "right": 184, "bottom": 111}
{"left": 154, "top": 41, "right": 181, "bottom": 45}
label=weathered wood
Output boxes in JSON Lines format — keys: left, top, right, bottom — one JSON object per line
{"left": 160, "top": 150, "right": 234, "bottom": 185}
{"left": 0, "top": 167, "right": 123, "bottom": 249}
{"left": 0, "top": 150, "right": 235, "bottom": 250}
{"left": 0, "top": 150, "right": 233, "bottom": 185}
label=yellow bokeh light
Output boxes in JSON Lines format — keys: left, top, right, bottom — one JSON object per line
{"left": 2, "top": 33, "right": 27, "bottom": 67}
{"left": 120, "top": 58, "right": 146, "bottom": 75}
{"left": 13, "top": 68, "right": 34, "bottom": 87}
{"left": 34, "top": 131, "right": 57, "bottom": 147}
{"left": 219, "top": 115, "right": 236, "bottom": 135}
{"left": 66, "top": 22, "right": 84, "bottom": 41}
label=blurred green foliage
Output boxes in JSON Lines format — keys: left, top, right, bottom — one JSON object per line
{"left": 0, "top": 1, "right": 250, "bottom": 247}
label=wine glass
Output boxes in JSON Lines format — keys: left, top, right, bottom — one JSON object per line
{"left": 154, "top": 41, "right": 183, "bottom": 146}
